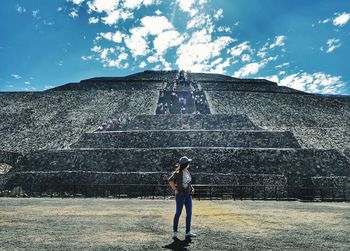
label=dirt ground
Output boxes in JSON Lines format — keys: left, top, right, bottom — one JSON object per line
{"left": 0, "top": 198, "right": 349, "bottom": 250}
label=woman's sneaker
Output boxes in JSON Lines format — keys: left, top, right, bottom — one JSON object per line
{"left": 185, "top": 232, "right": 197, "bottom": 237}
{"left": 172, "top": 232, "right": 178, "bottom": 239}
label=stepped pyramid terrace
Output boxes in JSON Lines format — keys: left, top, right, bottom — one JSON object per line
{"left": 1, "top": 70, "right": 350, "bottom": 200}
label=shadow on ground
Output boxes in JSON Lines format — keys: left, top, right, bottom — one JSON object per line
{"left": 163, "top": 237, "right": 192, "bottom": 251}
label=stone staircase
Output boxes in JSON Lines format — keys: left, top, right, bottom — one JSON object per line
{"left": 5, "top": 112, "right": 350, "bottom": 197}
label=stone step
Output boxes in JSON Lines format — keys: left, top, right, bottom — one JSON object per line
{"left": 71, "top": 130, "right": 301, "bottom": 149}
{"left": 199, "top": 81, "right": 304, "bottom": 93}
{"left": 126, "top": 114, "right": 260, "bottom": 130}
{"left": 13, "top": 148, "right": 350, "bottom": 188}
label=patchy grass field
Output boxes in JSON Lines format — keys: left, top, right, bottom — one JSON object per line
{"left": 0, "top": 198, "right": 349, "bottom": 250}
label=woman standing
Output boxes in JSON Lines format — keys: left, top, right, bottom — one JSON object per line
{"left": 168, "top": 156, "right": 197, "bottom": 239}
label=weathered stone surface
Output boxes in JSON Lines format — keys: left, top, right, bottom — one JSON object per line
{"left": 126, "top": 114, "right": 260, "bottom": 130}
{"left": 207, "top": 91, "right": 350, "bottom": 151}
{"left": 10, "top": 148, "right": 350, "bottom": 187}
{"left": 186, "top": 72, "right": 238, "bottom": 81}
{"left": 311, "top": 176, "right": 350, "bottom": 199}
{"left": 200, "top": 81, "right": 303, "bottom": 93}
{"left": 71, "top": 130, "right": 301, "bottom": 149}
{"left": 0, "top": 150, "right": 21, "bottom": 167}
{"left": 51, "top": 80, "right": 162, "bottom": 91}
{"left": 0, "top": 90, "right": 158, "bottom": 153}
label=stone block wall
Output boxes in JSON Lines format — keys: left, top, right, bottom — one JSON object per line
{"left": 311, "top": 176, "right": 350, "bottom": 199}
{"left": 51, "top": 81, "right": 162, "bottom": 91}
{"left": 11, "top": 148, "right": 350, "bottom": 188}
{"left": 127, "top": 114, "right": 260, "bottom": 130}
{"left": 72, "top": 130, "right": 301, "bottom": 149}
{"left": 0, "top": 150, "right": 21, "bottom": 167}
{"left": 207, "top": 91, "right": 350, "bottom": 152}
{"left": 200, "top": 81, "right": 302, "bottom": 93}
{"left": 187, "top": 73, "right": 236, "bottom": 81}
{"left": 0, "top": 90, "right": 158, "bottom": 153}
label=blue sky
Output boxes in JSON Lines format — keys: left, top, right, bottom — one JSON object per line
{"left": 0, "top": 0, "right": 349, "bottom": 95}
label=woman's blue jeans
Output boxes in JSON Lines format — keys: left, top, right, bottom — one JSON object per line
{"left": 173, "top": 191, "right": 192, "bottom": 233}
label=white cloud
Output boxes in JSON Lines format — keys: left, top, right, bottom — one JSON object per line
{"left": 326, "top": 38, "right": 341, "bottom": 53}
{"left": 16, "top": 5, "right": 26, "bottom": 13}
{"left": 146, "top": 54, "right": 171, "bottom": 69}
{"left": 124, "top": 16, "right": 174, "bottom": 57}
{"left": 321, "top": 18, "right": 330, "bottom": 24}
{"left": 32, "top": 10, "right": 40, "bottom": 19}
{"left": 101, "top": 9, "right": 133, "bottom": 26}
{"left": 81, "top": 55, "right": 93, "bottom": 61}
{"left": 241, "top": 54, "right": 251, "bottom": 62}
{"left": 217, "top": 26, "right": 231, "bottom": 33}
{"left": 124, "top": 0, "right": 145, "bottom": 9}
{"left": 87, "top": 0, "right": 119, "bottom": 13}
{"left": 212, "top": 58, "right": 231, "bottom": 74}
{"left": 100, "top": 48, "right": 110, "bottom": 59}
{"left": 141, "top": 16, "right": 173, "bottom": 35}
{"left": 11, "top": 74, "right": 21, "bottom": 79}
{"left": 257, "top": 46, "right": 268, "bottom": 58}
{"left": 153, "top": 30, "right": 185, "bottom": 55}
{"left": 265, "top": 72, "right": 346, "bottom": 94}
{"left": 176, "top": 29, "right": 234, "bottom": 71}
{"left": 85, "top": 0, "right": 159, "bottom": 26}
{"left": 124, "top": 0, "right": 160, "bottom": 9}
{"left": 176, "top": 0, "right": 207, "bottom": 17}
{"left": 269, "top": 35, "right": 286, "bottom": 49}
{"left": 124, "top": 27, "right": 150, "bottom": 57}
{"left": 107, "top": 52, "right": 129, "bottom": 68}
{"left": 139, "top": 61, "right": 147, "bottom": 68}
{"left": 230, "top": 42, "right": 252, "bottom": 57}
{"left": 275, "top": 62, "right": 290, "bottom": 69}
{"left": 333, "top": 12, "right": 350, "bottom": 27}
{"left": 71, "top": 0, "right": 85, "bottom": 4}
{"left": 70, "top": 10, "right": 79, "bottom": 18}
{"left": 214, "top": 9, "right": 223, "bottom": 20}
{"left": 255, "top": 36, "right": 286, "bottom": 59}
{"left": 43, "top": 20, "right": 55, "bottom": 26}
{"left": 233, "top": 61, "right": 267, "bottom": 78}
{"left": 24, "top": 81, "right": 30, "bottom": 85}
{"left": 89, "top": 17, "right": 99, "bottom": 24}
{"left": 100, "top": 31, "right": 124, "bottom": 43}
{"left": 91, "top": 45, "right": 101, "bottom": 52}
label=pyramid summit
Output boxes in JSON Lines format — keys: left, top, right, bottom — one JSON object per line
{"left": 0, "top": 70, "right": 349, "bottom": 199}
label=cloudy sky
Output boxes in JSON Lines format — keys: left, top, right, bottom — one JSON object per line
{"left": 0, "top": 0, "right": 349, "bottom": 94}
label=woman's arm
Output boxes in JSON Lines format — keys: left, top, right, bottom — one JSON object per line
{"left": 169, "top": 180, "right": 178, "bottom": 194}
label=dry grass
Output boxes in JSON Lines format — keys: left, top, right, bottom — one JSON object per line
{"left": 0, "top": 198, "right": 349, "bottom": 250}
